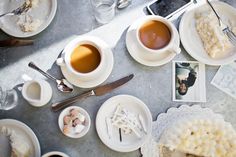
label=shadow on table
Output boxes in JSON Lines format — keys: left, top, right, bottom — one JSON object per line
{"left": 0, "top": 0, "right": 149, "bottom": 70}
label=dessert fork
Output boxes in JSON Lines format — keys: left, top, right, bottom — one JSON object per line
{"left": 0, "top": 1, "right": 31, "bottom": 18}
{"left": 206, "top": 0, "right": 236, "bottom": 45}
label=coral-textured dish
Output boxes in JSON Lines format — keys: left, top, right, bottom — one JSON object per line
{"left": 58, "top": 106, "right": 91, "bottom": 138}
{"left": 141, "top": 105, "right": 236, "bottom": 157}
{"left": 159, "top": 117, "right": 236, "bottom": 157}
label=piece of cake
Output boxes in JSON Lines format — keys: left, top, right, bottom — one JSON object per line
{"left": 159, "top": 146, "right": 202, "bottom": 157}
{"left": 195, "top": 11, "right": 234, "bottom": 59}
{"left": 1, "top": 126, "right": 30, "bottom": 157}
{"left": 17, "top": 14, "right": 42, "bottom": 32}
{"left": 158, "top": 117, "right": 236, "bottom": 157}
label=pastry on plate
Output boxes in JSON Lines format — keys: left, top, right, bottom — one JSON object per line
{"left": 1, "top": 126, "right": 30, "bottom": 157}
{"left": 158, "top": 117, "right": 236, "bottom": 157}
{"left": 195, "top": 11, "right": 236, "bottom": 59}
{"left": 159, "top": 146, "right": 202, "bottom": 157}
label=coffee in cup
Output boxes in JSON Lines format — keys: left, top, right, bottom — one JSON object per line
{"left": 57, "top": 36, "right": 108, "bottom": 82}
{"left": 70, "top": 44, "right": 101, "bottom": 73}
{"left": 134, "top": 15, "right": 181, "bottom": 60}
{"left": 139, "top": 20, "right": 171, "bottom": 50}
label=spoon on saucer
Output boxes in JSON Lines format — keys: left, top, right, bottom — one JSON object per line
{"left": 28, "top": 62, "right": 74, "bottom": 93}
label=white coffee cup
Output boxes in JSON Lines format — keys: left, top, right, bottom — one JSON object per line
{"left": 22, "top": 80, "right": 52, "bottom": 107}
{"left": 135, "top": 15, "right": 181, "bottom": 60}
{"left": 42, "top": 151, "right": 69, "bottom": 157}
{"left": 57, "top": 36, "right": 107, "bottom": 81}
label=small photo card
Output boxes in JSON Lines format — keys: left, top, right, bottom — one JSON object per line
{"left": 211, "top": 62, "right": 236, "bottom": 99}
{"left": 172, "top": 61, "right": 206, "bottom": 102}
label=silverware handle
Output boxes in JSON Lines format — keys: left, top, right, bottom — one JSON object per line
{"left": 28, "top": 62, "right": 57, "bottom": 81}
{"left": 0, "top": 12, "right": 13, "bottom": 18}
{"left": 0, "top": 39, "right": 33, "bottom": 47}
{"left": 51, "top": 90, "right": 95, "bottom": 112}
{"left": 206, "top": 0, "right": 221, "bottom": 25}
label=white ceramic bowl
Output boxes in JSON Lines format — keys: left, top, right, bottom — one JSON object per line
{"left": 42, "top": 151, "right": 69, "bottom": 157}
{"left": 58, "top": 106, "right": 91, "bottom": 138}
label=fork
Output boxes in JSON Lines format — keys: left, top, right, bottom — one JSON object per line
{"left": 0, "top": 1, "right": 31, "bottom": 18}
{"left": 206, "top": 0, "right": 236, "bottom": 45}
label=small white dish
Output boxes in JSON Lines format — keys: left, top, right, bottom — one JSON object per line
{"left": 42, "top": 151, "right": 69, "bottom": 157}
{"left": 58, "top": 106, "right": 91, "bottom": 138}
{"left": 0, "top": 0, "right": 57, "bottom": 38}
{"left": 96, "top": 95, "right": 152, "bottom": 152}
{"left": 0, "top": 119, "right": 41, "bottom": 157}
{"left": 59, "top": 38, "right": 114, "bottom": 88}
{"left": 126, "top": 16, "right": 180, "bottom": 67}
{"left": 179, "top": 1, "right": 236, "bottom": 66}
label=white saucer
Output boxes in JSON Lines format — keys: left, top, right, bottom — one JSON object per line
{"left": 59, "top": 41, "right": 114, "bottom": 88}
{"left": 0, "top": 0, "right": 57, "bottom": 38}
{"left": 96, "top": 95, "right": 152, "bottom": 152}
{"left": 125, "top": 17, "right": 179, "bottom": 67}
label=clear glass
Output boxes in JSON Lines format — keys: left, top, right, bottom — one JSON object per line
{"left": 0, "top": 87, "right": 18, "bottom": 110}
{"left": 91, "top": 0, "right": 116, "bottom": 24}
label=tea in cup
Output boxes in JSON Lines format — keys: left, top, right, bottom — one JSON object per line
{"left": 57, "top": 36, "right": 107, "bottom": 81}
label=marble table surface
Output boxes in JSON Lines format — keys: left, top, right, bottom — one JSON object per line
{"left": 0, "top": 0, "right": 236, "bottom": 156}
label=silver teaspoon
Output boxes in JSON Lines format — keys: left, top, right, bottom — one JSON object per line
{"left": 28, "top": 62, "right": 74, "bottom": 93}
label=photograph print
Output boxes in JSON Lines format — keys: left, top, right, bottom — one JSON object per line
{"left": 172, "top": 61, "right": 206, "bottom": 102}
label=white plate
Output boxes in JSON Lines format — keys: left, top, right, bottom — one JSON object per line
{"left": 141, "top": 105, "right": 224, "bottom": 157}
{"left": 0, "top": 119, "right": 41, "bottom": 157}
{"left": 96, "top": 95, "right": 152, "bottom": 152}
{"left": 0, "top": 0, "right": 57, "bottom": 38}
{"left": 59, "top": 39, "right": 114, "bottom": 88}
{"left": 179, "top": 1, "right": 236, "bottom": 66}
{"left": 125, "top": 17, "right": 179, "bottom": 67}
{"left": 58, "top": 106, "right": 91, "bottom": 138}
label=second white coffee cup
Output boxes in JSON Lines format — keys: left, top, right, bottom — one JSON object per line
{"left": 135, "top": 15, "right": 181, "bottom": 60}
